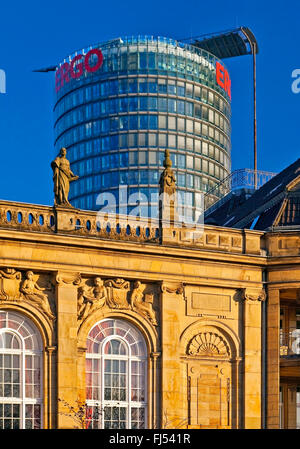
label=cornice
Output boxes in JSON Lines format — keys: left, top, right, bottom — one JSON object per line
{"left": 0, "top": 228, "right": 267, "bottom": 267}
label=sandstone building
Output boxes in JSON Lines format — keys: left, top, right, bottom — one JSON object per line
{"left": 0, "top": 154, "right": 299, "bottom": 429}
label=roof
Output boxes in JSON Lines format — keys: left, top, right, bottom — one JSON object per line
{"left": 205, "top": 158, "right": 300, "bottom": 230}
{"left": 205, "top": 189, "right": 250, "bottom": 225}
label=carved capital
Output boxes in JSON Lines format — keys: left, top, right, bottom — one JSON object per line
{"left": 150, "top": 351, "right": 161, "bottom": 360}
{"left": 160, "top": 282, "right": 184, "bottom": 295}
{"left": 56, "top": 272, "right": 82, "bottom": 286}
{"left": 240, "top": 288, "right": 266, "bottom": 302}
{"left": 45, "top": 346, "right": 57, "bottom": 354}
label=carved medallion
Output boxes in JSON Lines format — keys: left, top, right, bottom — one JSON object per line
{"left": 240, "top": 288, "right": 266, "bottom": 302}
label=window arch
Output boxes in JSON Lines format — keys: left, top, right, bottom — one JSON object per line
{"left": 0, "top": 310, "right": 43, "bottom": 429}
{"left": 86, "top": 319, "right": 147, "bottom": 429}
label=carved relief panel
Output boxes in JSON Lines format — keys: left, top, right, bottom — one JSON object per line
{"left": 77, "top": 277, "right": 159, "bottom": 327}
{"left": 0, "top": 268, "right": 56, "bottom": 321}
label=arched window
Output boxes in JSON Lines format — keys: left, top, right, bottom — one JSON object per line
{"left": 0, "top": 311, "right": 43, "bottom": 429}
{"left": 86, "top": 319, "right": 147, "bottom": 429}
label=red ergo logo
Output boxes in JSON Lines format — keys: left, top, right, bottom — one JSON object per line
{"left": 56, "top": 48, "right": 103, "bottom": 93}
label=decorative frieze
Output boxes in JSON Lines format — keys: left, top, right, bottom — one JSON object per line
{"left": 130, "top": 281, "right": 157, "bottom": 326}
{"left": 0, "top": 268, "right": 55, "bottom": 321}
{"left": 20, "top": 271, "right": 55, "bottom": 320}
{"left": 77, "top": 277, "right": 107, "bottom": 322}
{"left": 77, "top": 277, "right": 158, "bottom": 327}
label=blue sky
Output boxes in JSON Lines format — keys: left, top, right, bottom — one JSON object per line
{"left": 0, "top": 0, "right": 299, "bottom": 205}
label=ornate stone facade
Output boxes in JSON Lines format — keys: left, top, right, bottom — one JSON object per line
{"left": 0, "top": 199, "right": 298, "bottom": 429}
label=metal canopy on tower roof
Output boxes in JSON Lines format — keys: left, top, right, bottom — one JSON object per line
{"left": 182, "top": 27, "right": 258, "bottom": 59}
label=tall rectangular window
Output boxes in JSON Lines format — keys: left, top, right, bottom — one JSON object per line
{"left": 149, "top": 115, "right": 158, "bottom": 130}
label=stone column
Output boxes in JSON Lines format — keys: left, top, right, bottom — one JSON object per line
{"left": 160, "top": 282, "right": 184, "bottom": 428}
{"left": 241, "top": 287, "right": 265, "bottom": 428}
{"left": 55, "top": 271, "right": 81, "bottom": 428}
{"left": 150, "top": 351, "right": 161, "bottom": 429}
{"left": 45, "top": 346, "right": 56, "bottom": 429}
{"left": 266, "top": 287, "right": 280, "bottom": 428}
{"left": 77, "top": 346, "right": 87, "bottom": 404}
{"left": 231, "top": 358, "right": 242, "bottom": 429}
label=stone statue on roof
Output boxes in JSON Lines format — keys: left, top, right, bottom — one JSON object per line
{"left": 51, "top": 147, "right": 79, "bottom": 207}
{"left": 159, "top": 149, "right": 176, "bottom": 196}
{"left": 159, "top": 149, "right": 178, "bottom": 225}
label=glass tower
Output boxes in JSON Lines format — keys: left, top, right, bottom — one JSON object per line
{"left": 54, "top": 36, "right": 231, "bottom": 220}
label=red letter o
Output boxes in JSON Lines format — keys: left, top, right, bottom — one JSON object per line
{"left": 84, "top": 48, "right": 103, "bottom": 73}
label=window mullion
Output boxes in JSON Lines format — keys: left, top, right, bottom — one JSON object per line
{"left": 101, "top": 353, "right": 104, "bottom": 429}
{"left": 21, "top": 347, "right": 25, "bottom": 428}
{"left": 128, "top": 353, "right": 131, "bottom": 429}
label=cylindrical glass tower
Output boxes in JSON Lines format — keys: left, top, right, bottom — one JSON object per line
{"left": 54, "top": 36, "right": 231, "bottom": 220}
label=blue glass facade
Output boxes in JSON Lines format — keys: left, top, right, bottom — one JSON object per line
{"left": 54, "top": 36, "right": 231, "bottom": 219}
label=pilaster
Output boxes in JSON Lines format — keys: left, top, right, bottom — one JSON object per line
{"left": 266, "top": 287, "right": 280, "bottom": 428}
{"left": 55, "top": 271, "right": 81, "bottom": 428}
{"left": 160, "top": 282, "right": 184, "bottom": 427}
{"left": 241, "top": 287, "right": 264, "bottom": 428}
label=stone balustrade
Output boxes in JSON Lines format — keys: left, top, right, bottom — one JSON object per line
{"left": 0, "top": 200, "right": 265, "bottom": 255}
{"left": 0, "top": 201, "right": 55, "bottom": 233}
